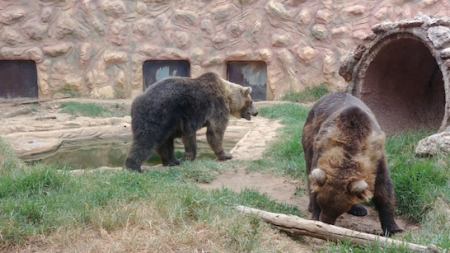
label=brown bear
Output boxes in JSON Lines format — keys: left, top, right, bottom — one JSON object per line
{"left": 125, "top": 72, "right": 258, "bottom": 173}
{"left": 301, "top": 92, "right": 403, "bottom": 235}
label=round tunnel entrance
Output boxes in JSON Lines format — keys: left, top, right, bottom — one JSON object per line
{"left": 339, "top": 15, "right": 450, "bottom": 135}
{"left": 360, "top": 38, "right": 445, "bottom": 134}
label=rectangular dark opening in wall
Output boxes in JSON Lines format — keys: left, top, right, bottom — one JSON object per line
{"left": 0, "top": 60, "right": 38, "bottom": 99}
{"left": 142, "top": 60, "right": 190, "bottom": 90}
{"left": 227, "top": 61, "right": 267, "bottom": 101}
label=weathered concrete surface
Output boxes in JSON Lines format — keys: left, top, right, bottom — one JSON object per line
{"left": 1, "top": 1, "right": 449, "bottom": 99}
{"left": 1, "top": 117, "right": 132, "bottom": 158}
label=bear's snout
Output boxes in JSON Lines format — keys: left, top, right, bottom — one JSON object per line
{"left": 245, "top": 110, "right": 258, "bottom": 120}
{"left": 242, "top": 106, "right": 258, "bottom": 120}
{"left": 249, "top": 106, "right": 258, "bottom": 117}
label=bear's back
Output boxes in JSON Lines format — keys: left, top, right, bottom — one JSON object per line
{"left": 304, "top": 92, "right": 382, "bottom": 138}
{"left": 305, "top": 92, "right": 386, "bottom": 177}
{"left": 137, "top": 76, "right": 224, "bottom": 108}
{"left": 130, "top": 73, "right": 230, "bottom": 136}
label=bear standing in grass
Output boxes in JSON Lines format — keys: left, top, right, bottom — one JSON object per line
{"left": 125, "top": 72, "right": 258, "bottom": 173}
{"left": 301, "top": 92, "right": 403, "bottom": 235}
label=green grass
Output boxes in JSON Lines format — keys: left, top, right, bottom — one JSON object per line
{"left": 0, "top": 138, "right": 23, "bottom": 173}
{"left": 53, "top": 84, "right": 82, "bottom": 98}
{"left": 278, "top": 83, "right": 330, "bottom": 103}
{"left": 247, "top": 103, "right": 310, "bottom": 179}
{"left": 0, "top": 137, "right": 300, "bottom": 250}
{"left": 59, "top": 101, "right": 128, "bottom": 117}
{"left": 386, "top": 131, "right": 450, "bottom": 223}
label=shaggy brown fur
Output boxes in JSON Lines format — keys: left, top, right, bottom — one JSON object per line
{"left": 125, "top": 72, "right": 258, "bottom": 172}
{"left": 301, "top": 92, "right": 402, "bottom": 235}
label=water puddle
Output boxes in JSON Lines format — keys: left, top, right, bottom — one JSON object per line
{"left": 23, "top": 136, "right": 237, "bottom": 170}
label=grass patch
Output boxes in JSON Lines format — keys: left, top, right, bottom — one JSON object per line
{"left": 53, "top": 84, "right": 82, "bottom": 98}
{"left": 247, "top": 103, "right": 310, "bottom": 178}
{"left": 0, "top": 137, "right": 24, "bottom": 174}
{"left": 278, "top": 83, "right": 330, "bottom": 103}
{"left": 59, "top": 101, "right": 128, "bottom": 117}
{"left": 0, "top": 137, "right": 300, "bottom": 251}
{"left": 0, "top": 167, "right": 300, "bottom": 250}
{"left": 386, "top": 131, "right": 450, "bottom": 222}
{"left": 180, "top": 159, "right": 226, "bottom": 183}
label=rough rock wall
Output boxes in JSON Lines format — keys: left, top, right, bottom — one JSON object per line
{"left": 0, "top": 0, "right": 449, "bottom": 99}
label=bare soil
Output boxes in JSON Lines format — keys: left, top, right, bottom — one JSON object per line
{"left": 0, "top": 98, "right": 417, "bottom": 253}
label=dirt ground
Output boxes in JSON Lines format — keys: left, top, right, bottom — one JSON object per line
{"left": 0, "top": 98, "right": 417, "bottom": 252}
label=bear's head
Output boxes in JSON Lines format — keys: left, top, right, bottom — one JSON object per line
{"left": 310, "top": 167, "right": 373, "bottom": 225}
{"left": 236, "top": 87, "right": 258, "bottom": 120}
{"left": 222, "top": 78, "right": 258, "bottom": 120}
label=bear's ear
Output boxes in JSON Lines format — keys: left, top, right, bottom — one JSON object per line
{"left": 310, "top": 168, "right": 327, "bottom": 187}
{"left": 241, "top": 87, "right": 252, "bottom": 97}
{"left": 348, "top": 179, "right": 373, "bottom": 200}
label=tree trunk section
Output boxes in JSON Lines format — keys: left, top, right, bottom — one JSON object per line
{"left": 234, "top": 205, "right": 440, "bottom": 253}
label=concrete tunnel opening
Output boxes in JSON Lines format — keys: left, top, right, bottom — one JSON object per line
{"left": 358, "top": 37, "right": 445, "bottom": 134}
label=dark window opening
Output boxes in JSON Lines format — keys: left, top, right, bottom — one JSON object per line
{"left": 142, "top": 60, "right": 190, "bottom": 90}
{"left": 0, "top": 60, "right": 38, "bottom": 99}
{"left": 226, "top": 61, "right": 267, "bottom": 101}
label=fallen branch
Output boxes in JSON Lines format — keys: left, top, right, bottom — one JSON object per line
{"left": 234, "top": 205, "right": 440, "bottom": 253}
{"left": 2, "top": 106, "right": 33, "bottom": 118}
{"left": 14, "top": 98, "right": 52, "bottom": 105}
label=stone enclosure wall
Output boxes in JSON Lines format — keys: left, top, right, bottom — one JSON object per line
{"left": 1, "top": 0, "right": 449, "bottom": 99}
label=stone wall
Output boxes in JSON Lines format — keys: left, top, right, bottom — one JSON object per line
{"left": 1, "top": 0, "right": 449, "bottom": 99}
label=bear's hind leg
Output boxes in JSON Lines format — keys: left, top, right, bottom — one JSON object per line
{"left": 125, "top": 142, "right": 154, "bottom": 173}
{"left": 157, "top": 138, "right": 180, "bottom": 166}
{"left": 181, "top": 134, "right": 197, "bottom": 161}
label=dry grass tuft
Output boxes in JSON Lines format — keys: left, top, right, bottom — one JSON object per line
{"left": 3, "top": 200, "right": 313, "bottom": 253}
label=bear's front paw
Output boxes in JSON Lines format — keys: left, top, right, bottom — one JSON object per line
{"left": 216, "top": 151, "right": 233, "bottom": 161}
{"left": 125, "top": 167, "right": 143, "bottom": 173}
{"left": 163, "top": 158, "right": 181, "bottom": 167}
{"left": 182, "top": 152, "right": 196, "bottom": 161}
{"left": 385, "top": 226, "right": 404, "bottom": 236}
{"left": 125, "top": 159, "right": 143, "bottom": 173}
{"left": 311, "top": 211, "right": 320, "bottom": 221}
{"left": 347, "top": 204, "right": 368, "bottom": 216}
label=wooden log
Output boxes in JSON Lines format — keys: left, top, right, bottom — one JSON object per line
{"left": 234, "top": 205, "right": 441, "bottom": 253}
{"left": 2, "top": 106, "right": 33, "bottom": 118}
{"left": 15, "top": 98, "right": 52, "bottom": 105}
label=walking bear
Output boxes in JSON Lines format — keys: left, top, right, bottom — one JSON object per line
{"left": 301, "top": 92, "right": 403, "bottom": 235}
{"left": 125, "top": 72, "right": 258, "bottom": 173}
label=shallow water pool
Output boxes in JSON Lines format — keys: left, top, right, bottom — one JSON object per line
{"left": 24, "top": 136, "right": 237, "bottom": 170}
